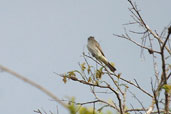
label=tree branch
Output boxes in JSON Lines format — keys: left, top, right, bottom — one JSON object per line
{"left": 128, "top": 0, "right": 171, "bottom": 55}
{"left": 160, "top": 26, "right": 171, "bottom": 114}
{"left": 0, "top": 64, "right": 68, "bottom": 109}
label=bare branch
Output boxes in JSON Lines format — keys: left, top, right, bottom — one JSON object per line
{"left": 56, "top": 72, "right": 124, "bottom": 114}
{"left": 146, "top": 98, "right": 155, "bottom": 114}
{"left": 160, "top": 26, "right": 171, "bottom": 114}
{"left": 0, "top": 64, "right": 68, "bottom": 109}
{"left": 151, "top": 79, "right": 160, "bottom": 114}
{"left": 126, "top": 108, "right": 147, "bottom": 113}
{"left": 127, "top": 0, "right": 171, "bottom": 55}
{"left": 128, "top": 90, "right": 146, "bottom": 113}
{"left": 113, "top": 33, "right": 160, "bottom": 54}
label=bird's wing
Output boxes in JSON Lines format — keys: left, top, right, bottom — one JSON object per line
{"left": 95, "top": 40, "right": 105, "bottom": 57}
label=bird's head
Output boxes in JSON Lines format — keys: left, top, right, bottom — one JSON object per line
{"left": 88, "top": 36, "right": 95, "bottom": 41}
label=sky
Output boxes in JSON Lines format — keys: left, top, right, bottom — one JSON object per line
{"left": 0, "top": 0, "right": 171, "bottom": 114}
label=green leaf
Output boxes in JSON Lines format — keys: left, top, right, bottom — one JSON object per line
{"left": 95, "top": 67, "right": 104, "bottom": 79}
{"left": 68, "top": 71, "right": 76, "bottom": 77}
{"left": 63, "top": 75, "right": 67, "bottom": 84}
{"left": 81, "top": 62, "right": 86, "bottom": 71}
{"left": 88, "top": 77, "right": 92, "bottom": 83}
{"left": 117, "top": 73, "right": 121, "bottom": 79}
{"left": 162, "top": 84, "right": 171, "bottom": 93}
{"left": 68, "top": 97, "right": 77, "bottom": 114}
{"left": 87, "top": 65, "right": 92, "bottom": 74}
{"left": 79, "top": 107, "right": 91, "bottom": 114}
{"left": 95, "top": 80, "right": 99, "bottom": 85}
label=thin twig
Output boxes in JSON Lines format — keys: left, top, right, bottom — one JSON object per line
{"left": 151, "top": 79, "right": 160, "bottom": 114}
{"left": 85, "top": 54, "right": 153, "bottom": 97}
{"left": 113, "top": 33, "right": 160, "bottom": 54}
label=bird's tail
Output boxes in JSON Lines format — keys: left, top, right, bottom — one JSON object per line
{"left": 106, "top": 62, "right": 116, "bottom": 72}
{"left": 98, "top": 56, "right": 116, "bottom": 72}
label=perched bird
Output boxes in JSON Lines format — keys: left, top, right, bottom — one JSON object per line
{"left": 87, "top": 36, "right": 116, "bottom": 72}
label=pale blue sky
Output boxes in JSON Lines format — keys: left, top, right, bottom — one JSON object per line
{"left": 0, "top": 0, "right": 170, "bottom": 114}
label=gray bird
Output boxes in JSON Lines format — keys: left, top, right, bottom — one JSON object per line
{"left": 87, "top": 36, "right": 116, "bottom": 72}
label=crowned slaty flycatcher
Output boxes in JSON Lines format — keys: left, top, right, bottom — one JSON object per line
{"left": 87, "top": 36, "right": 116, "bottom": 72}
